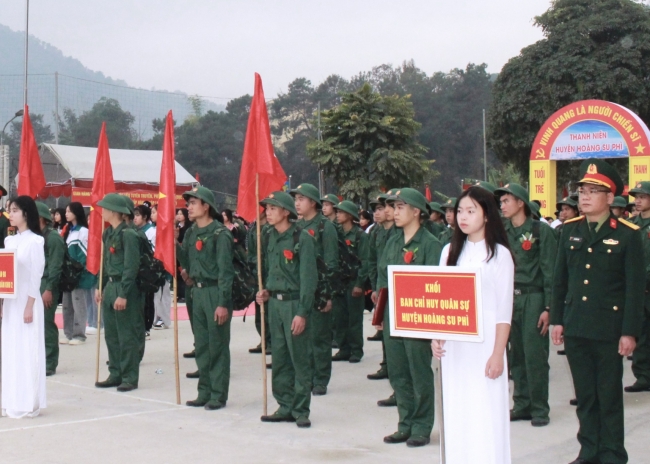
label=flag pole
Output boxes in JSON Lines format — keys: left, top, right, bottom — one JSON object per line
{"left": 94, "top": 221, "right": 105, "bottom": 383}
{"left": 436, "top": 358, "right": 446, "bottom": 464}
{"left": 173, "top": 271, "right": 180, "bottom": 405}
{"left": 256, "top": 173, "right": 268, "bottom": 415}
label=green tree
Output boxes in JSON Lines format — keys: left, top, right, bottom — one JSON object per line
{"left": 489, "top": 0, "right": 650, "bottom": 183}
{"left": 58, "top": 97, "right": 137, "bottom": 148}
{"left": 307, "top": 83, "right": 432, "bottom": 205}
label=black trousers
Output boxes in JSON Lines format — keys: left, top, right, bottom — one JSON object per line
{"left": 144, "top": 292, "right": 155, "bottom": 332}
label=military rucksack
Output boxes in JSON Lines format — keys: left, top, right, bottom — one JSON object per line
{"left": 211, "top": 227, "right": 257, "bottom": 310}
{"left": 333, "top": 226, "right": 363, "bottom": 294}
{"left": 43, "top": 228, "right": 84, "bottom": 293}
{"left": 135, "top": 233, "right": 167, "bottom": 293}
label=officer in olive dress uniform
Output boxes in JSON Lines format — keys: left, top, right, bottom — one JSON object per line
{"left": 177, "top": 187, "right": 235, "bottom": 411}
{"left": 257, "top": 191, "right": 317, "bottom": 428}
{"left": 551, "top": 160, "right": 644, "bottom": 464}
{"left": 625, "top": 181, "right": 650, "bottom": 392}
{"left": 291, "top": 183, "right": 339, "bottom": 396}
{"left": 438, "top": 198, "right": 457, "bottom": 246}
{"left": 495, "top": 183, "right": 557, "bottom": 427}
{"left": 95, "top": 194, "right": 143, "bottom": 392}
{"left": 332, "top": 200, "right": 370, "bottom": 363}
{"left": 37, "top": 202, "right": 65, "bottom": 376}
{"left": 377, "top": 188, "right": 442, "bottom": 447}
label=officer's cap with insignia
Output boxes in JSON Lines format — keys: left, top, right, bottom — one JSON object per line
{"left": 98, "top": 193, "right": 131, "bottom": 215}
{"left": 577, "top": 159, "right": 624, "bottom": 195}
{"left": 429, "top": 202, "right": 445, "bottom": 215}
{"left": 611, "top": 196, "right": 628, "bottom": 208}
{"left": 290, "top": 183, "right": 322, "bottom": 208}
{"left": 473, "top": 180, "right": 498, "bottom": 194}
{"left": 628, "top": 181, "right": 650, "bottom": 197}
{"left": 183, "top": 186, "right": 220, "bottom": 216}
{"left": 260, "top": 191, "right": 298, "bottom": 219}
{"left": 35, "top": 201, "right": 52, "bottom": 222}
{"left": 386, "top": 188, "right": 430, "bottom": 217}
{"left": 334, "top": 200, "right": 360, "bottom": 221}
{"left": 320, "top": 193, "right": 340, "bottom": 206}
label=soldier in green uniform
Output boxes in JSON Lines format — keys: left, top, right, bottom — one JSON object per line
{"left": 625, "top": 181, "right": 650, "bottom": 392}
{"left": 551, "top": 160, "right": 644, "bottom": 464}
{"left": 332, "top": 200, "right": 370, "bottom": 363}
{"left": 320, "top": 194, "right": 339, "bottom": 223}
{"left": 495, "top": 183, "right": 557, "bottom": 427}
{"left": 257, "top": 191, "right": 317, "bottom": 428}
{"left": 424, "top": 202, "right": 446, "bottom": 237}
{"left": 610, "top": 196, "right": 628, "bottom": 218}
{"left": 94, "top": 194, "right": 143, "bottom": 392}
{"left": 37, "top": 201, "right": 65, "bottom": 376}
{"left": 291, "top": 183, "right": 339, "bottom": 396}
{"left": 438, "top": 198, "right": 457, "bottom": 246}
{"left": 377, "top": 188, "right": 442, "bottom": 447}
{"left": 247, "top": 207, "right": 272, "bottom": 354}
{"left": 177, "top": 187, "right": 235, "bottom": 410}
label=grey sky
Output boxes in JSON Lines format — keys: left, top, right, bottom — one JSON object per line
{"left": 1, "top": 0, "right": 552, "bottom": 100}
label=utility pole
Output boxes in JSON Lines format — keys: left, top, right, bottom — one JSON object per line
{"left": 483, "top": 109, "right": 487, "bottom": 181}
{"left": 54, "top": 72, "right": 60, "bottom": 143}
{"left": 317, "top": 101, "right": 325, "bottom": 197}
{"left": 24, "top": 0, "right": 30, "bottom": 108}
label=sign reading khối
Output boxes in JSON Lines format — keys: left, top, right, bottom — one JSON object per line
{"left": 0, "top": 250, "right": 17, "bottom": 299}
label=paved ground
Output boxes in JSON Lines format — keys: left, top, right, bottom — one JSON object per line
{"left": 0, "top": 310, "right": 648, "bottom": 463}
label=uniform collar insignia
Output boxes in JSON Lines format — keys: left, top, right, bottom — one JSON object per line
{"left": 603, "top": 239, "right": 619, "bottom": 245}
{"left": 609, "top": 218, "right": 617, "bottom": 229}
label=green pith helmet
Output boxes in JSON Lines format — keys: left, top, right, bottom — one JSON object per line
{"left": 386, "top": 188, "right": 429, "bottom": 214}
{"left": 577, "top": 159, "right": 624, "bottom": 196}
{"left": 442, "top": 197, "right": 457, "bottom": 211}
{"left": 494, "top": 183, "right": 530, "bottom": 204}
{"left": 369, "top": 193, "right": 389, "bottom": 211}
{"left": 183, "top": 186, "right": 219, "bottom": 214}
{"left": 98, "top": 193, "right": 131, "bottom": 215}
{"left": 321, "top": 193, "right": 340, "bottom": 206}
{"left": 35, "top": 201, "right": 52, "bottom": 222}
{"left": 629, "top": 181, "right": 650, "bottom": 197}
{"left": 260, "top": 191, "right": 298, "bottom": 219}
{"left": 611, "top": 196, "right": 628, "bottom": 208}
{"left": 290, "top": 183, "right": 322, "bottom": 207}
{"left": 429, "top": 202, "right": 445, "bottom": 215}
{"left": 529, "top": 201, "right": 541, "bottom": 219}
{"left": 122, "top": 195, "right": 135, "bottom": 215}
{"left": 473, "top": 180, "right": 498, "bottom": 194}
{"left": 334, "top": 200, "right": 360, "bottom": 220}
{"left": 556, "top": 196, "right": 578, "bottom": 212}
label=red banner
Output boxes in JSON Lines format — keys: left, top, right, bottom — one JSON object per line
{"left": 72, "top": 188, "right": 186, "bottom": 208}
{"left": 0, "top": 251, "right": 17, "bottom": 298}
{"left": 391, "top": 270, "right": 479, "bottom": 337}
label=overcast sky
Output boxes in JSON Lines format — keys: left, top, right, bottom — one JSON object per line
{"left": 1, "top": 0, "right": 552, "bottom": 100}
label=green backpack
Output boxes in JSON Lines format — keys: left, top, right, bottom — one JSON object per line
{"left": 135, "top": 233, "right": 167, "bottom": 293}
{"left": 43, "top": 228, "right": 84, "bottom": 293}
{"left": 332, "top": 227, "right": 363, "bottom": 294}
{"left": 211, "top": 227, "right": 257, "bottom": 310}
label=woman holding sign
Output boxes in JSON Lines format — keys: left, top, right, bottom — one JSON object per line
{"left": 433, "top": 187, "right": 514, "bottom": 463}
{"left": 1, "top": 196, "right": 46, "bottom": 418}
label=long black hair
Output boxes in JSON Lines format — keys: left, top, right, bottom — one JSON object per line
{"left": 53, "top": 207, "right": 66, "bottom": 229}
{"left": 446, "top": 187, "right": 513, "bottom": 266}
{"left": 11, "top": 196, "right": 41, "bottom": 236}
{"left": 222, "top": 208, "right": 234, "bottom": 223}
{"left": 134, "top": 204, "right": 152, "bottom": 223}
{"left": 64, "top": 202, "right": 88, "bottom": 241}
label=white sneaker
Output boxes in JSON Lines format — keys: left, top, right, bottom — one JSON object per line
{"left": 86, "top": 327, "right": 97, "bottom": 335}
{"left": 153, "top": 321, "right": 168, "bottom": 330}
{"left": 59, "top": 338, "right": 70, "bottom": 345}
{"left": 69, "top": 339, "right": 86, "bottom": 345}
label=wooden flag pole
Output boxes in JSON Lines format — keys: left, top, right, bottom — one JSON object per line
{"left": 173, "top": 271, "right": 181, "bottom": 405}
{"left": 436, "top": 358, "right": 446, "bottom": 464}
{"left": 94, "top": 221, "right": 105, "bottom": 384}
{"left": 256, "top": 173, "right": 268, "bottom": 416}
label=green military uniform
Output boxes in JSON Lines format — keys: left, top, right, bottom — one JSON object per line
{"left": 96, "top": 194, "right": 143, "bottom": 390}
{"left": 551, "top": 160, "right": 645, "bottom": 464}
{"left": 332, "top": 200, "right": 370, "bottom": 362}
{"left": 177, "top": 187, "right": 235, "bottom": 408}
{"left": 425, "top": 201, "right": 446, "bottom": 237}
{"left": 247, "top": 219, "right": 272, "bottom": 350}
{"left": 378, "top": 189, "right": 442, "bottom": 443}
{"left": 291, "top": 183, "right": 339, "bottom": 392}
{"left": 495, "top": 184, "right": 557, "bottom": 424}
{"left": 37, "top": 202, "right": 65, "bottom": 375}
{"left": 260, "top": 192, "right": 317, "bottom": 422}
{"left": 626, "top": 182, "right": 650, "bottom": 391}
{"left": 438, "top": 197, "right": 456, "bottom": 246}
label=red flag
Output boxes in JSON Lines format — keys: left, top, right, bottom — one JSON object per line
{"left": 154, "top": 111, "right": 177, "bottom": 275}
{"left": 17, "top": 105, "right": 46, "bottom": 198}
{"left": 86, "top": 123, "right": 115, "bottom": 275}
{"left": 195, "top": 172, "right": 200, "bottom": 182}
{"left": 425, "top": 185, "right": 432, "bottom": 202}
{"left": 236, "top": 73, "right": 287, "bottom": 222}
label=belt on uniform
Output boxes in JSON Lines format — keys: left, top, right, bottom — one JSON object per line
{"left": 514, "top": 287, "right": 543, "bottom": 296}
{"left": 108, "top": 276, "right": 121, "bottom": 282}
{"left": 271, "top": 291, "right": 300, "bottom": 301}
{"left": 194, "top": 280, "right": 218, "bottom": 288}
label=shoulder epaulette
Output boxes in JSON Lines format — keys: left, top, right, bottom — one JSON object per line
{"left": 618, "top": 217, "right": 640, "bottom": 230}
{"left": 2, "top": 212, "right": 8, "bottom": 219}
{"left": 564, "top": 216, "right": 584, "bottom": 224}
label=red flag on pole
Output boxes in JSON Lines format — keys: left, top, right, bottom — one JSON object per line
{"left": 425, "top": 185, "right": 432, "bottom": 202}
{"left": 236, "top": 73, "right": 287, "bottom": 222}
{"left": 17, "top": 105, "right": 46, "bottom": 198}
{"left": 154, "top": 111, "right": 177, "bottom": 275}
{"left": 86, "top": 122, "right": 115, "bottom": 275}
